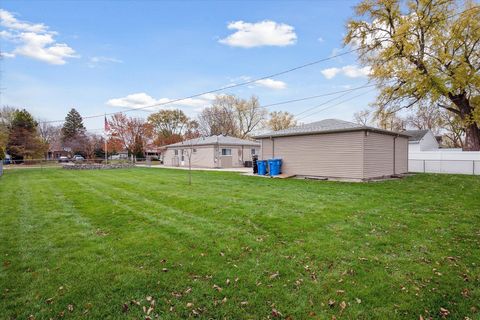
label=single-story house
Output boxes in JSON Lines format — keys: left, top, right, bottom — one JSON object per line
{"left": 47, "top": 139, "right": 70, "bottom": 160}
{"left": 254, "top": 119, "right": 410, "bottom": 180}
{"left": 403, "top": 129, "right": 439, "bottom": 152}
{"left": 163, "top": 135, "right": 260, "bottom": 168}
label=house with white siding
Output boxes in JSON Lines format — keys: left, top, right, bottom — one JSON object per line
{"left": 405, "top": 129, "right": 480, "bottom": 175}
{"left": 403, "top": 129, "right": 439, "bottom": 152}
{"left": 254, "top": 119, "right": 410, "bottom": 181}
{"left": 163, "top": 135, "right": 260, "bottom": 168}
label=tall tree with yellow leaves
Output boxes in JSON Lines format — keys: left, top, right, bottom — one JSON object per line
{"left": 345, "top": 0, "right": 480, "bottom": 150}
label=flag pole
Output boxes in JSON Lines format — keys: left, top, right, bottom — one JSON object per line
{"left": 104, "top": 114, "right": 108, "bottom": 164}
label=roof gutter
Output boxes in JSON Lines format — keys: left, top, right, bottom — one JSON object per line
{"left": 254, "top": 127, "right": 411, "bottom": 139}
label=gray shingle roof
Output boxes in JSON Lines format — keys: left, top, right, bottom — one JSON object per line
{"left": 401, "top": 130, "right": 429, "bottom": 142}
{"left": 254, "top": 119, "right": 410, "bottom": 138}
{"left": 165, "top": 135, "right": 260, "bottom": 148}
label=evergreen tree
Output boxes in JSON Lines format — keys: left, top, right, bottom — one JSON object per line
{"left": 62, "top": 108, "right": 85, "bottom": 141}
{"left": 6, "top": 109, "right": 46, "bottom": 160}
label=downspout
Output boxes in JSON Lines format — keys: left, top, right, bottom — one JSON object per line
{"left": 393, "top": 135, "right": 397, "bottom": 175}
{"left": 272, "top": 137, "right": 275, "bottom": 158}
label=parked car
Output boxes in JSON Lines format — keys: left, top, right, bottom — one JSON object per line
{"left": 72, "top": 155, "right": 85, "bottom": 162}
{"left": 58, "top": 156, "right": 69, "bottom": 163}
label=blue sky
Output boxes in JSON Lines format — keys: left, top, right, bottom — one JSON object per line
{"left": 0, "top": 0, "right": 375, "bottom": 131}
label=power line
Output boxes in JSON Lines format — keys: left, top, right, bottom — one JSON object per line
{"left": 296, "top": 89, "right": 376, "bottom": 122}
{"left": 39, "top": 5, "right": 479, "bottom": 125}
{"left": 83, "top": 83, "right": 375, "bottom": 133}
{"left": 40, "top": 48, "right": 360, "bottom": 124}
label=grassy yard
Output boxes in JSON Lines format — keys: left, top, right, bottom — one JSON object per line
{"left": 0, "top": 168, "right": 479, "bottom": 319}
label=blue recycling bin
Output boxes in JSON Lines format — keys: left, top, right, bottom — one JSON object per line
{"left": 257, "top": 160, "right": 268, "bottom": 175}
{"left": 268, "top": 158, "right": 282, "bottom": 176}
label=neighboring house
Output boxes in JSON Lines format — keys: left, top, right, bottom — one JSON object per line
{"left": 47, "top": 139, "right": 70, "bottom": 160}
{"left": 254, "top": 119, "right": 409, "bottom": 180}
{"left": 405, "top": 129, "right": 480, "bottom": 175}
{"left": 403, "top": 129, "right": 439, "bottom": 152}
{"left": 164, "top": 135, "right": 260, "bottom": 168}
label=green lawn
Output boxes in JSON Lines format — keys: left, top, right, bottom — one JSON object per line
{"left": 0, "top": 168, "right": 479, "bottom": 319}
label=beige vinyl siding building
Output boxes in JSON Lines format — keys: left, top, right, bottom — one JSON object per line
{"left": 164, "top": 135, "right": 260, "bottom": 169}
{"left": 255, "top": 119, "right": 409, "bottom": 180}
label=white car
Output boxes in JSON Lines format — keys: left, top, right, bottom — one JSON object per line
{"left": 72, "top": 155, "right": 85, "bottom": 161}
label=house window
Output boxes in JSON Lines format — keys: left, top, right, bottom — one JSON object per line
{"left": 174, "top": 150, "right": 178, "bottom": 156}
{"left": 193, "top": 148, "right": 197, "bottom": 153}
{"left": 251, "top": 148, "right": 256, "bottom": 155}
{"left": 221, "top": 148, "right": 231, "bottom": 156}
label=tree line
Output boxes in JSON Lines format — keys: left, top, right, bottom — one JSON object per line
{"left": 106, "top": 94, "right": 297, "bottom": 157}
{"left": 0, "top": 94, "right": 297, "bottom": 160}
{"left": 0, "top": 107, "right": 106, "bottom": 161}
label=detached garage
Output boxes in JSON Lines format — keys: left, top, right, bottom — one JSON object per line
{"left": 164, "top": 135, "right": 260, "bottom": 169}
{"left": 254, "top": 119, "right": 409, "bottom": 181}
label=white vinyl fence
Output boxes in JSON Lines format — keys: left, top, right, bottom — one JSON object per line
{"left": 409, "top": 150, "right": 480, "bottom": 175}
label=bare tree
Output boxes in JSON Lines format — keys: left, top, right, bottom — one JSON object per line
{"left": 441, "top": 111, "right": 465, "bottom": 148}
{"left": 198, "top": 95, "right": 238, "bottom": 136}
{"left": 84, "top": 133, "right": 105, "bottom": 159}
{"left": 353, "top": 109, "right": 372, "bottom": 126}
{"left": 236, "top": 96, "right": 267, "bottom": 138}
{"left": 405, "top": 104, "right": 445, "bottom": 135}
{"left": 197, "top": 94, "right": 267, "bottom": 138}
{"left": 373, "top": 110, "right": 405, "bottom": 131}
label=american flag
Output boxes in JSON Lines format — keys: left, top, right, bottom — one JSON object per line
{"left": 104, "top": 115, "right": 110, "bottom": 132}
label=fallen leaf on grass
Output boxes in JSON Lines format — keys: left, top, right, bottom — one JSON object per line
{"left": 240, "top": 301, "right": 248, "bottom": 306}
{"left": 355, "top": 298, "right": 362, "bottom": 304}
{"left": 122, "top": 303, "right": 129, "bottom": 313}
{"left": 439, "top": 307, "right": 449, "bottom": 317}
{"left": 213, "top": 284, "right": 222, "bottom": 292}
{"left": 270, "top": 271, "right": 280, "bottom": 280}
{"left": 272, "top": 308, "right": 282, "bottom": 317}
{"left": 162, "top": 268, "right": 168, "bottom": 272}
{"left": 67, "top": 304, "right": 74, "bottom": 312}
{"left": 226, "top": 279, "right": 231, "bottom": 286}
{"left": 336, "top": 290, "right": 345, "bottom": 295}
{"left": 45, "top": 298, "right": 54, "bottom": 304}
{"left": 146, "top": 306, "right": 153, "bottom": 315}
{"left": 328, "top": 299, "right": 336, "bottom": 308}
{"left": 340, "top": 301, "right": 346, "bottom": 311}
{"left": 186, "top": 302, "right": 194, "bottom": 308}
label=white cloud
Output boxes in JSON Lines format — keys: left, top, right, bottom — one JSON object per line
{"left": 0, "top": 9, "right": 77, "bottom": 65}
{"left": 219, "top": 20, "right": 297, "bottom": 48}
{"left": 0, "top": 9, "right": 47, "bottom": 33}
{"left": 321, "top": 65, "right": 371, "bottom": 79}
{"left": 255, "top": 78, "right": 287, "bottom": 90}
{"left": 88, "top": 56, "right": 123, "bottom": 68}
{"left": 317, "top": 37, "right": 324, "bottom": 43}
{"left": 106, "top": 92, "right": 216, "bottom": 111}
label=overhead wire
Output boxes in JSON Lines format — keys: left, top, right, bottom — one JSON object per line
{"left": 38, "top": 5, "right": 479, "bottom": 125}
